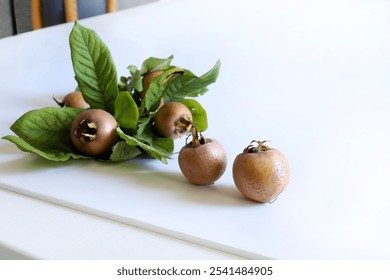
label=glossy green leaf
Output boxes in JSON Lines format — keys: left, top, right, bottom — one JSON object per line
{"left": 114, "top": 91, "right": 139, "bottom": 130}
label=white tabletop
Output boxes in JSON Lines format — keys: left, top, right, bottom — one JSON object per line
{"left": 1, "top": 0, "right": 390, "bottom": 259}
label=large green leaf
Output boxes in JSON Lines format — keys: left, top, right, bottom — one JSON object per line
{"left": 2, "top": 135, "right": 89, "bottom": 161}
{"left": 162, "top": 60, "right": 221, "bottom": 102}
{"left": 9, "top": 107, "right": 84, "bottom": 152}
{"left": 69, "top": 22, "right": 119, "bottom": 114}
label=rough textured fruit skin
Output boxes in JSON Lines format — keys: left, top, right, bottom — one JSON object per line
{"left": 71, "top": 109, "right": 118, "bottom": 156}
{"left": 232, "top": 149, "right": 290, "bottom": 203}
{"left": 178, "top": 139, "right": 227, "bottom": 185}
{"left": 154, "top": 102, "right": 192, "bottom": 139}
{"left": 63, "top": 91, "right": 89, "bottom": 109}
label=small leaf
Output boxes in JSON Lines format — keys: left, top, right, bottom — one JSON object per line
{"left": 180, "top": 99, "right": 208, "bottom": 132}
{"left": 116, "top": 127, "right": 173, "bottom": 163}
{"left": 142, "top": 82, "right": 163, "bottom": 113}
{"left": 110, "top": 141, "right": 142, "bottom": 161}
{"left": 69, "top": 22, "right": 119, "bottom": 114}
{"left": 127, "top": 65, "right": 143, "bottom": 92}
{"left": 140, "top": 55, "right": 174, "bottom": 75}
{"left": 2, "top": 135, "right": 89, "bottom": 161}
{"left": 114, "top": 91, "right": 139, "bottom": 130}
{"left": 135, "top": 116, "right": 155, "bottom": 145}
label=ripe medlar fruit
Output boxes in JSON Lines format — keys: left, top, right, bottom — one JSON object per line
{"left": 71, "top": 109, "right": 118, "bottom": 156}
{"left": 232, "top": 140, "right": 290, "bottom": 203}
{"left": 154, "top": 102, "right": 193, "bottom": 139}
{"left": 178, "top": 127, "right": 227, "bottom": 185}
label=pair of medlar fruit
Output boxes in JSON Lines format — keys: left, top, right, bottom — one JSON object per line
{"left": 178, "top": 129, "right": 290, "bottom": 203}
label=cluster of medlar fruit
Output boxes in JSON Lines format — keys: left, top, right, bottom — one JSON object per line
{"left": 59, "top": 80, "right": 290, "bottom": 203}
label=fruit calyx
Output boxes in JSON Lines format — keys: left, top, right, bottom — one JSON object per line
{"left": 74, "top": 120, "right": 97, "bottom": 143}
{"left": 186, "top": 126, "right": 207, "bottom": 148}
{"left": 52, "top": 96, "right": 65, "bottom": 107}
{"left": 175, "top": 116, "right": 193, "bottom": 136}
{"left": 243, "top": 140, "right": 270, "bottom": 153}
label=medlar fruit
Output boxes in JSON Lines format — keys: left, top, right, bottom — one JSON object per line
{"left": 178, "top": 127, "right": 227, "bottom": 185}
{"left": 154, "top": 102, "right": 193, "bottom": 139}
{"left": 71, "top": 109, "right": 118, "bottom": 156}
{"left": 232, "top": 140, "right": 290, "bottom": 203}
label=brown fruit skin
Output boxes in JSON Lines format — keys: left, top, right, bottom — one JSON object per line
{"left": 62, "top": 91, "right": 89, "bottom": 109}
{"left": 71, "top": 109, "right": 118, "bottom": 156}
{"left": 232, "top": 149, "right": 290, "bottom": 203}
{"left": 178, "top": 139, "right": 227, "bottom": 185}
{"left": 154, "top": 102, "right": 192, "bottom": 139}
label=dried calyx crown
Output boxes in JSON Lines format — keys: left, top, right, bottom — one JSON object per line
{"left": 243, "top": 140, "right": 270, "bottom": 153}
{"left": 75, "top": 120, "right": 97, "bottom": 143}
{"left": 175, "top": 115, "right": 192, "bottom": 136}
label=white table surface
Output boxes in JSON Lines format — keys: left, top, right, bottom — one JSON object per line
{"left": 1, "top": 0, "right": 390, "bottom": 259}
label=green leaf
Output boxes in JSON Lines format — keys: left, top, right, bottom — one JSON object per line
{"left": 152, "top": 137, "right": 175, "bottom": 155}
{"left": 180, "top": 99, "right": 208, "bottom": 132}
{"left": 140, "top": 55, "right": 174, "bottom": 75}
{"left": 109, "top": 141, "right": 142, "bottom": 161}
{"left": 69, "top": 22, "right": 119, "bottom": 115}
{"left": 9, "top": 107, "right": 84, "bottom": 152}
{"left": 162, "top": 60, "right": 221, "bottom": 102}
{"left": 162, "top": 75, "right": 197, "bottom": 102}
{"left": 2, "top": 135, "right": 89, "bottom": 161}
{"left": 114, "top": 91, "right": 139, "bottom": 130}
{"left": 116, "top": 127, "right": 173, "bottom": 163}
{"left": 142, "top": 81, "right": 163, "bottom": 113}
{"left": 135, "top": 116, "right": 155, "bottom": 145}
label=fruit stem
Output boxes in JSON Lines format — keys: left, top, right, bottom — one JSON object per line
{"left": 188, "top": 126, "right": 206, "bottom": 148}
{"left": 52, "top": 96, "right": 64, "bottom": 107}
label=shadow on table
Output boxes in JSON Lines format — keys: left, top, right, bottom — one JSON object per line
{"left": 0, "top": 141, "right": 260, "bottom": 207}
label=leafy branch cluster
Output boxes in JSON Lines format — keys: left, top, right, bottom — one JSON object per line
{"left": 2, "top": 22, "right": 220, "bottom": 163}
